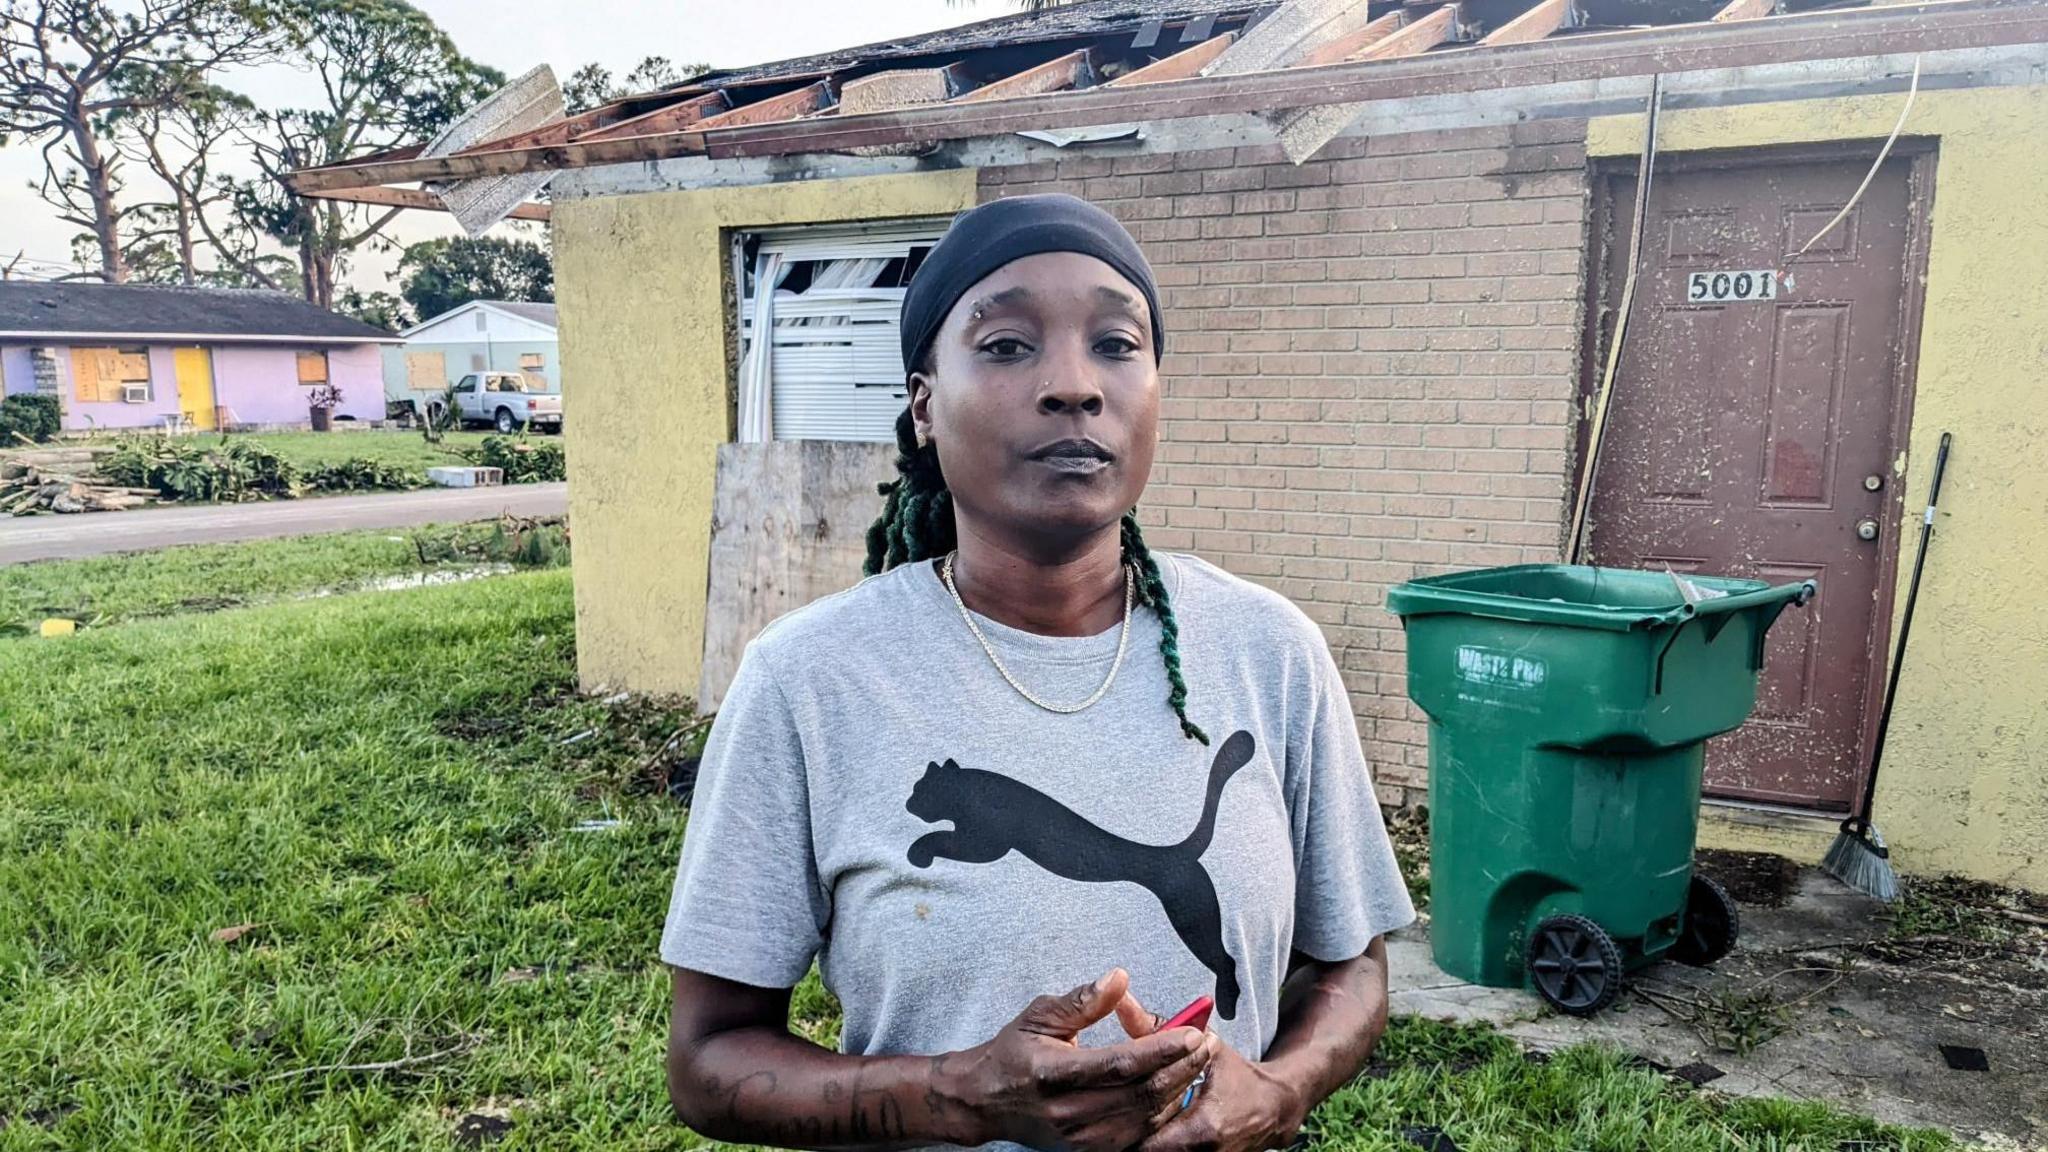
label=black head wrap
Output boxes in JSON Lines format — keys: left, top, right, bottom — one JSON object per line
{"left": 899, "top": 193, "right": 1165, "bottom": 381}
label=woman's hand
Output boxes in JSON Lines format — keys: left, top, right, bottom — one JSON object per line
{"left": 940, "top": 969, "right": 1219, "bottom": 1152}
{"left": 1135, "top": 1041, "right": 1305, "bottom": 1152}
{"left": 1114, "top": 993, "right": 1306, "bottom": 1152}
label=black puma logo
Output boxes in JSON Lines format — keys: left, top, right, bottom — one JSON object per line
{"left": 904, "top": 730, "right": 1256, "bottom": 1020}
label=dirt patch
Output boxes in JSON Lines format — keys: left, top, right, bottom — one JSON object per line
{"left": 1697, "top": 848, "right": 1803, "bottom": 908}
{"left": 1870, "top": 873, "right": 2048, "bottom": 996}
{"left": 0, "top": 1103, "right": 79, "bottom": 1131}
{"left": 434, "top": 687, "right": 709, "bottom": 801}
{"left": 1386, "top": 804, "right": 1432, "bottom": 912}
{"left": 443, "top": 1096, "right": 530, "bottom": 1147}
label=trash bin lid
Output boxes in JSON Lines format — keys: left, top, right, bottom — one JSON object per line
{"left": 1386, "top": 564, "right": 1782, "bottom": 633}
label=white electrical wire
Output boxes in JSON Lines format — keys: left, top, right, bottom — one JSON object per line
{"left": 1784, "top": 55, "right": 1923, "bottom": 264}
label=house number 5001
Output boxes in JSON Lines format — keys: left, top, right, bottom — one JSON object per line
{"left": 1687, "top": 270, "right": 1779, "bottom": 302}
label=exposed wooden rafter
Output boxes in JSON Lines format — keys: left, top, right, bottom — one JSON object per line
{"left": 952, "top": 48, "right": 1094, "bottom": 103}
{"left": 1482, "top": 0, "right": 1574, "bottom": 45}
{"left": 447, "top": 86, "right": 709, "bottom": 156}
{"left": 311, "top": 183, "right": 550, "bottom": 222}
{"left": 574, "top": 91, "right": 731, "bottom": 143}
{"left": 283, "top": 0, "right": 2048, "bottom": 193}
{"left": 455, "top": 116, "right": 588, "bottom": 155}
{"left": 1295, "top": 11, "right": 1409, "bottom": 67}
{"left": 1105, "top": 32, "right": 1238, "bottom": 86}
{"left": 1355, "top": 4, "right": 1458, "bottom": 60}
{"left": 1266, "top": 6, "right": 1453, "bottom": 163}
{"left": 691, "top": 80, "right": 834, "bottom": 130}
{"left": 1713, "top": 0, "right": 1778, "bottom": 21}
{"left": 342, "top": 142, "right": 426, "bottom": 166}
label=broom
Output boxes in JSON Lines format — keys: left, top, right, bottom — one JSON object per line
{"left": 1824, "top": 431, "right": 1952, "bottom": 902}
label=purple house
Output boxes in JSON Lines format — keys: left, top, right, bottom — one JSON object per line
{"left": 0, "top": 282, "right": 399, "bottom": 432}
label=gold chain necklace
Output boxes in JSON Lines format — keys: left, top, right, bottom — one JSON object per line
{"left": 940, "top": 551, "right": 1134, "bottom": 715}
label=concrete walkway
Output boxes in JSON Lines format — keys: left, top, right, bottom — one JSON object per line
{"left": 0, "top": 483, "right": 568, "bottom": 565}
{"left": 1387, "top": 868, "right": 2048, "bottom": 1145}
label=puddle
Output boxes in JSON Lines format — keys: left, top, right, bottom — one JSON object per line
{"left": 3, "top": 565, "right": 522, "bottom": 640}
{"left": 355, "top": 565, "right": 512, "bottom": 592}
{"left": 302, "top": 565, "right": 515, "bottom": 598}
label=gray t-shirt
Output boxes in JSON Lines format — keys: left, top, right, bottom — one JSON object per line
{"left": 661, "top": 553, "right": 1416, "bottom": 1118}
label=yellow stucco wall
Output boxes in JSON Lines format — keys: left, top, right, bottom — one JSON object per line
{"left": 553, "top": 170, "right": 979, "bottom": 697}
{"left": 1591, "top": 85, "right": 2048, "bottom": 889}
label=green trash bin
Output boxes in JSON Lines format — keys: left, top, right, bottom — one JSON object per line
{"left": 1385, "top": 565, "right": 1814, "bottom": 1016}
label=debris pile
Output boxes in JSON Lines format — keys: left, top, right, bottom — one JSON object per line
{"left": 0, "top": 446, "right": 156, "bottom": 514}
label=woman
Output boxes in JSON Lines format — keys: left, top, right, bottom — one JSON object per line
{"left": 662, "top": 194, "right": 1414, "bottom": 1152}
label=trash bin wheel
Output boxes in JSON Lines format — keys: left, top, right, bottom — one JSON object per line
{"left": 1669, "top": 874, "right": 1740, "bottom": 968}
{"left": 1526, "top": 914, "right": 1623, "bottom": 1017}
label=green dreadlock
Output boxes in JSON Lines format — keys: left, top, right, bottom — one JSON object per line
{"left": 864, "top": 406, "right": 1208, "bottom": 745}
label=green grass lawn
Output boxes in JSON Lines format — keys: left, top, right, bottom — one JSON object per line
{"left": 0, "top": 523, "right": 555, "bottom": 631}
{"left": 188, "top": 429, "right": 501, "bottom": 474}
{"left": 0, "top": 562, "right": 1956, "bottom": 1150}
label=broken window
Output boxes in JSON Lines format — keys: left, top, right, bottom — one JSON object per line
{"left": 735, "top": 220, "right": 946, "bottom": 443}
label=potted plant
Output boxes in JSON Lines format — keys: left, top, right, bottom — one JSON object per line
{"left": 307, "top": 384, "right": 344, "bottom": 432}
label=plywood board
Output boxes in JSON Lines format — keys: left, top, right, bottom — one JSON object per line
{"left": 406, "top": 351, "right": 448, "bottom": 391}
{"left": 698, "top": 440, "right": 896, "bottom": 711}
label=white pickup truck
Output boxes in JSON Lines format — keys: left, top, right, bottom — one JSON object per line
{"left": 451, "top": 372, "right": 562, "bottom": 434}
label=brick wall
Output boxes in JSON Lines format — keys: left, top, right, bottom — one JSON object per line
{"left": 978, "top": 121, "right": 1592, "bottom": 802}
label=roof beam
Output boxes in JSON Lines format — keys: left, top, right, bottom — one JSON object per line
{"left": 711, "top": 0, "right": 2024, "bottom": 157}
{"left": 690, "top": 80, "right": 833, "bottom": 131}
{"left": 1355, "top": 4, "right": 1458, "bottom": 60}
{"left": 573, "top": 92, "right": 731, "bottom": 143}
{"left": 299, "top": 183, "right": 550, "bottom": 222}
{"left": 1294, "top": 11, "right": 1408, "bottom": 67}
{"left": 459, "top": 114, "right": 593, "bottom": 154}
{"left": 449, "top": 87, "right": 713, "bottom": 156}
{"left": 1713, "top": 0, "right": 1778, "bottom": 21}
{"left": 1268, "top": 7, "right": 1455, "bottom": 162}
{"left": 288, "top": 129, "right": 711, "bottom": 191}
{"left": 952, "top": 48, "right": 1094, "bottom": 103}
{"left": 1482, "top": 0, "right": 1574, "bottom": 45}
{"left": 282, "top": 0, "right": 2048, "bottom": 190}
{"left": 1106, "top": 32, "right": 1238, "bottom": 86}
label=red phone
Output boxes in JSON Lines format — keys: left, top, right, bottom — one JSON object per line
{"left": 1159, "top": 994, "right": 1213, "bottom": 1033}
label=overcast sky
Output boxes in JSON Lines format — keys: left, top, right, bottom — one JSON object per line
{"left": 0, "top": 0, "right": 981, "bottom": 287}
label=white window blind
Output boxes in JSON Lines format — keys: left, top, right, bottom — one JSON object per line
{"left": 737, "top": 219, "right": 948, "bottom": 443}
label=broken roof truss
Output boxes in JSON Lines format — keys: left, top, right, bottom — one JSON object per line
{"left": 285, "top": 0, "right": 2048, "bottom": 227}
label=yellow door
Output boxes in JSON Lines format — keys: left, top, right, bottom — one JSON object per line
{"left": 173, "top": 347, "right": 216, "bottom": 430}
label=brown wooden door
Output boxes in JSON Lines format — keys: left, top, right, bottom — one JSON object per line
{"left": 1584, "top": 151, "right": 1926, "bottom": 811}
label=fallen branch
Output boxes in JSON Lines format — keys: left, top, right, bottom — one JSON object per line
{"left": 1629, "top": 982, "right": 1699, "bottom": 1024}
{"left": 1995, "top": 907, "right": 2048, "bottom": 928}
{"left": 636, "top": 713, "right": 717, "bottom": 776}
{"left": 1871, "top": 933, "right": 2048, "bottom": 960}
{"left": 1792, "top": 950, "right": 2048, "bottom": 1001}
{"left": 258, "top": 1035, "right": 481, "bottom": 1083}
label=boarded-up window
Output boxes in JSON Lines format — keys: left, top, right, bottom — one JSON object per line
{"left": 519, "top": 352, "right": 544, "bottom": 370}
{"left": 296, "top": 351, "right": 329, "bottom": 385}
{"left": 70, "top": 346, "right": 151, "bottom": 403}
{"left": 405, "top": 351, "right": 447, "bottom": 391}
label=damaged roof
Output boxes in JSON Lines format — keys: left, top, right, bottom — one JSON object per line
{"left": 695, "top": 0, "right": 1267, "bottom": 88}
{"left": 285, "top": 0, "right": 2048, "bottom": 204}
{"left": 0, "top": 283, "right": 399, "bottom": 344}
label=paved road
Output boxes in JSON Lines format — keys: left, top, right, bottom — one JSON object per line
{"left": 0, "top": 482, "right": 569, "bottom": 565}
